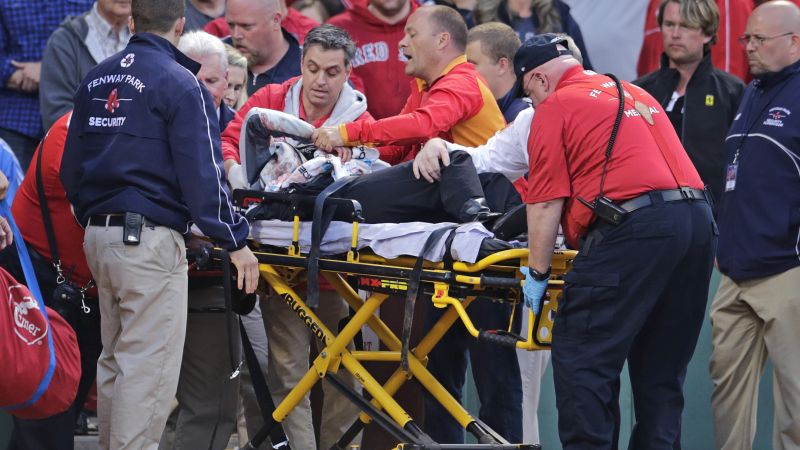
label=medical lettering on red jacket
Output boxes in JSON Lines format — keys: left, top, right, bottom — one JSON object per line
{"left": 525, "top": 67, "right": 703, "bottom": 248}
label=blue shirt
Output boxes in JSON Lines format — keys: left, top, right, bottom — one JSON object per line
{"left": 0, "top": 0, "right": 94, "bottom": 138}
{"left": 497, "top": 86, "right": 530, "bottom": 123}
{"left": 225, "top": 30, "right": 301, "bottom": 97}
{"left": 0, "top": 138, "right": 23, "bottom": 203}
{"left": 60, "top": 33, "right": 250, "bottom": 251}
{"left": 717, "top": 59, "right": 800, "bottom": 281}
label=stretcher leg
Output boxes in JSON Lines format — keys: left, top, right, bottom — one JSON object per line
{"left": 234, "top": 249, "right": 553, "bottom": 449}
{"left": 324, "top": 282, "right": 509, "bottom": 447}
{"left": 258, "top": 265, "right": 430, "bottom": 447}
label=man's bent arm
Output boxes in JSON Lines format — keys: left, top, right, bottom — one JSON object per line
{"left": 169, "top": 83, "right": 249, "bottom": 251}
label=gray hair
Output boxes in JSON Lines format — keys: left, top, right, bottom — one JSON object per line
{"left": 302, "top": 24, "right": 356, "bottom": 65}
{"left": 178, "top": 31, "right": 228, "bottom": 71}
{"left": 557, "top": 33, "right": 584, "bottom": 65}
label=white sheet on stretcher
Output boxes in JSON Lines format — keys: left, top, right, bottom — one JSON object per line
{"left": 248, "top": 221, "right": 496, "bottom": 263}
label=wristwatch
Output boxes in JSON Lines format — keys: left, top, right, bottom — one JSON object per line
{"left": 529, "top": 266, "right": 551, "bottom": 281}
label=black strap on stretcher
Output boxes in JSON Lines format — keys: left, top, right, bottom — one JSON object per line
{"left": 307, "top": 175, "right": 356, "bottom": 308}
{"left": 220, "top": 250, "right": 290, "bottom": 449}
{"left": 401, "top": 225, "right": 458, "bottom": 373}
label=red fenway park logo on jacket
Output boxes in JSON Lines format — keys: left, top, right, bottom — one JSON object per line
{"left": 7, "top": 283, "right": 47, "bottom": 345}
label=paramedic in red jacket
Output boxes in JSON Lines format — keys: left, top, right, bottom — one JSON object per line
{"left": 327, "top": 0, "right": 417, "bottom": 119}
{"left": 519, "top": 35, "right": 716, "bottom": 448}
{"left": 312, "top": 5, "right": 506, "bottom": 165}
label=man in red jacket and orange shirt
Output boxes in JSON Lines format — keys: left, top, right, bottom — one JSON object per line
{"left": 313, "top": 5, "right": 505, "bottom": 165}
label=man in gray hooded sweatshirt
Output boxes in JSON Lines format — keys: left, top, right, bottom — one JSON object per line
{"left": 39, "top": 0, "right": 131, "bottom": 130}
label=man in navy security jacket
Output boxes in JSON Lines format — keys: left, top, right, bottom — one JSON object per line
{"left": 60, "top": 1, "right": 258, "bottom": 448}
{"left": 710, "top": 2, "right": 800, "bottom": 449}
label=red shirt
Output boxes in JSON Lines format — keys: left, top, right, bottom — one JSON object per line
{"left": 204, "top": 8, "right": 319, "bottom": 44}
{"left": 12, "top": 112, "right": 93, "bottom": 287}
{"left": 637, "top": 0, "right": 752, "bottom": 82}
{"left": 341, "top": 56, "right": 506, "bottom": 165}
{"left": 221, "top": 76, "right": 373, "bottom": 162}
{"left": 525, "top": 67, "right": 704, "bottom": 248}
{"left": 327, "top": 0, "right": 417, "bottom": 119}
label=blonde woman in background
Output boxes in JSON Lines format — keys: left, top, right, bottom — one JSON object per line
{"left": 475, "top": 0, "right": 593, "bottom": 70}
{"left": 224, "top": 45, "right": 249, "bottom": 110}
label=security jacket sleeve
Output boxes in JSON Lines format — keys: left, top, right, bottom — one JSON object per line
{"left": 169, "top": 82, "right": 250, "bottom": 251}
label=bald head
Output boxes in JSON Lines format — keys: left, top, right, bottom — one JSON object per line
{"left": 521, "top": 45, "right": 580, "bottom": 106}
{"left": 398, "top": 5, "right": 468, "bottom": 84}
{"left": 226, "top": 0, "right": 285, "bottom": 71}
{"left": 753, "top": 1, "right": 800, "bottom": 33}
{"left": 745, "top": 0, "right": 800, "bottom": 75}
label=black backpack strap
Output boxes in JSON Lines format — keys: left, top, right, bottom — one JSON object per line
{"left": 306, "top": 175, "right": 356, "bottom": 308}
{"left": 400, "top": 225, "right": 458, "bottom": 372}
{"left": 34, "top": 139, "right": 60, "bottom": 268}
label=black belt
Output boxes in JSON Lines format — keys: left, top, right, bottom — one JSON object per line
{"left": 87, "top": 214, "right": 159, "bottom": 227}
{"left": 618, "top": 187, "right": 707, "bottom": 213}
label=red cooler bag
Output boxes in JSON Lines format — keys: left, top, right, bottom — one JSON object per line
{"left": 0, "top": 267, "right": 81, "bottom": 419}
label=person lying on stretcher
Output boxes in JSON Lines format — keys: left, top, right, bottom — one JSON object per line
{"left": 218, "top": 28, "right": 500, "bottom": 224}
{"left": 230, "top": 107, "right": 500, "bottom": 224}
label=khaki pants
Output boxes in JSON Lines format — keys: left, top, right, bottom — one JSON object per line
{"left": 710, "top": 266, "right": 800, "bottom": 450}
{"left": 84, "top": 225, "right": 188, "bottom": 450}
{"left": 261, "top": 291, "right": 362, "bottom": 450}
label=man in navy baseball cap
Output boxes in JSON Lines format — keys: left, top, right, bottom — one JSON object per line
{"left": 514, "top": 33, "right": 575, "bottom": 98}
{"left": 514, "top": 33, "right": 573, "bottom": 78}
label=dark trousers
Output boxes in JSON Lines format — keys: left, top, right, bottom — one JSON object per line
{"left": 478, "top": 172, "right": 522, "bottom": 213}
{"left": 421, "top": 172, "right": 523, "bottom": 443}
{"left": 0, "top": 243, "right": 102, "bottom": 450}
{"left": 343, "top": 150, "right": 484, "bottom": 223}
{"left": 552, "top": 198, "right": 717, "bottom": 450}
{"left": 0, "top": 127, "right": 38, "bottom": 172}
{"left": 423, "top": 299, "right": 523, "bottom": 443}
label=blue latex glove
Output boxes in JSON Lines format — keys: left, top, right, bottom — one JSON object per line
{"left": 520, "top": 267, "right": 548, "bottom": 315}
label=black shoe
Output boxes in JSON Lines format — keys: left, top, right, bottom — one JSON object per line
{"left": 74, "top": 410, "right": 88, "bottom": 435}
{"left": 491, "top": 202, "right": 528, "bottom": 240}
{"left": 457, "top": 197, "right": 502, "bottom": 224}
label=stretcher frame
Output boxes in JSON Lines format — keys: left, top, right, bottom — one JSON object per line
{"left": 218, "top": 190, "right": 576, "bottom": 450}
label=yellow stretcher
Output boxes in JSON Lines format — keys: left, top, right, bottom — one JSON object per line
{"left": 214, "top": 190, "right": 576, "bottom": 450}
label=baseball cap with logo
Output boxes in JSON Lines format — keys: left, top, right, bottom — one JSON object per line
{"left": 513, "top": 33, "right": 573, "bottom": 79}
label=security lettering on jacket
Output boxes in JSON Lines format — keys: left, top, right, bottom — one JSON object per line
{"left": 61, "top": 32, "right": 249, "bottom": 251}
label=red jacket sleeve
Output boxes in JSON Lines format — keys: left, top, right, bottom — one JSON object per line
{"left": 371, "top": 94, "right": 414, "bottom": 165}
{"left": 221, "top": 86, "right": 284, "bottom": 163}
{"left": 342, "top": 75, "right": 484, "bottom": 148}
